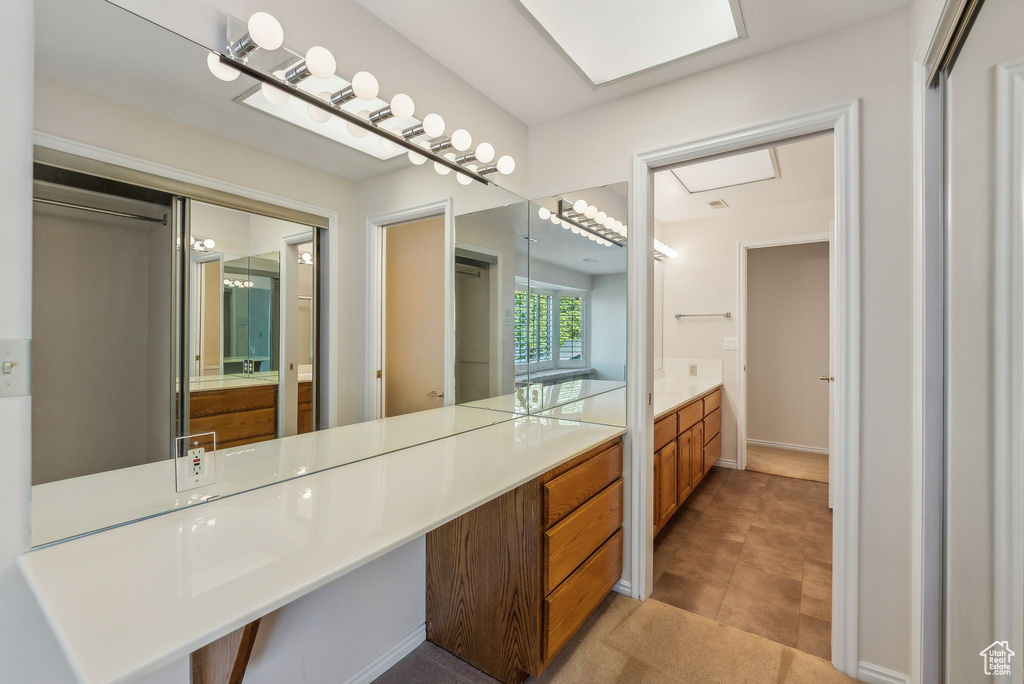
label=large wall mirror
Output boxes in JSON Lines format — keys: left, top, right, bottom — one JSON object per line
{"left": 31, "top": 0, "right": 627, "bottom": 546}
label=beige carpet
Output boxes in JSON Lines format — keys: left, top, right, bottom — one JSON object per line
{"left": 373, "top": 593, "right": 858, "bottom": 684}
{"left": 746, "top": 443, "right": 829, "bottom": 483}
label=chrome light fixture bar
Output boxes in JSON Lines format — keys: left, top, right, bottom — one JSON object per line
{"left": 550, "top": 199, "right": 624, "bottom": 247}
{"left": 217, "top": 54, "right": 491, "bottom": 184}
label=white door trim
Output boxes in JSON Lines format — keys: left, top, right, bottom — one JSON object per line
{"left": 993, "top": 56, "right": 1024, "bottom": 682}
{"left": 631, "top": 100, "right": 860, "bottom": 676}
{"left": 735, "top": 231, "right": 831, "bottom": 475}
{"left": 32, "top": 132, "right": 342, "bottom": 428}
{"left": 367, "top": 199, "right": 454, "bottom": 419}
{"left": 454, "top": 242, "right": 504, "bottom": 399}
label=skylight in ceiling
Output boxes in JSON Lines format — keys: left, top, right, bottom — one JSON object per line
{"left": 235, "top": 59, "right": 412, "bottom": 161}
{"left": 671, "top": 148, "right": 778, "bottom": 193}
{"left": 517, "top": 0, "right": 745, "bottom": 85}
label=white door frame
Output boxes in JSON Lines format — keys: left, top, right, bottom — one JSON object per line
{"left": 279, "top": 230, "right": 314, "bottom": 438}
{"left": 454, "top": 241, "right": 504, "bottom": 399}
{"left": 631, "top": 100, "right": 860, "bottom": 676}
{"left": 993, "top": 56, "right": 1024, "bottom": 681}
{"left": 367, "top": 199, "right": 454, "bottom": 419}
{"left": 735, "top": 232, "right": 832, "bottom": 488}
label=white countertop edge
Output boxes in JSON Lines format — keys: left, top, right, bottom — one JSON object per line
{"left": 653, "top": 381, "right": 723, "bottom": 420}
{"left": 18, "top": 417, "right": 625, "bottom": 684}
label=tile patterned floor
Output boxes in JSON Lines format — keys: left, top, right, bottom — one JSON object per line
{"left": 746, "top": 443, "right": 829, "bottom": 483}
{"left": 650, "top": 467, "right": 833, "bottom": 660}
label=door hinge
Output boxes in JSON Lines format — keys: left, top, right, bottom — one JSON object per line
{"left": 376, "top": 370, "right": 382, "bottom": 379}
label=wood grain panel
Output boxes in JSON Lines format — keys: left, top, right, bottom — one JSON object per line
{"left": 426, "top": 480, "right": 540, "bottom": 684}
{"left": 539, "top": 437, "right": 623, "bottom": 486}
{"left": 692, "top": 421, "right": 705, "bottom": 487}
{"left": 190, "top": 407, "right": 277, "bottom": 444}
{"left": 704, "top": 432, "right": 722, "bottom": 471}
{"left": 188, "top": 384, "right": 277, "bottom": 418}
{"left": 657, "top": 441, "right": 677, "bottom": 531}
{"left": 703, "top": 388, "right": 722, "bottom": 416}
{"left": 298, "top": 381, "right": 313, "bottom": 435}
{"left": 544, "top": 479, "right": 623, "bottom": 594}
{"left": 543, "top": 529, "right": 623, "bottom": 664}
{"left": 676, "top": 428, "right": 693, "bottom": 506}
{"left": 677, "top": 400, "right": 703, "bottom": 432}
{"left": 703, "top": 408, "right": 721, "bottom": 445}
{"left": 543, "top": 443, "right": 622, "bottom": 528}
{"left": 190, "top": 618, "right": 261, "bottom": 684}
{"left": 654, "top": 413, "right": 677, "bottom": 452}
{"left": 653, "top": 451, "right": 661, "bottom": 536}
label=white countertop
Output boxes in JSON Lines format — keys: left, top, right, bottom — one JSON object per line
{"left": 653, "top": 377, "right": 722, "bottom": 419}
{"left": 31, "top": 405, "right": 516, "bottom": 547}
{"left": 536, "top": 387, "right": 627, "bottom": 427}
{"left": 19, "top": 416, "right": 624, "bottom": 684}
{"left": 463, "top": 379, "right": 625, "bottom": 414}
{"left": 187, "top": 371, "right": 279, "bottom": 391}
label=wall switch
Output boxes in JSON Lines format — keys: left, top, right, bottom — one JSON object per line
{"left": 689, "top": 363, "right": 698, "bottom": 376}
{"left": 0, "top": 339, "right": 30, "bottom": 398}
{"left": 724, "top": 337, "right": 738, "bottom": 350}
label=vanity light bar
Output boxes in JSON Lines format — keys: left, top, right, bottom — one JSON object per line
{"left": 654, "top": 239, "right": 678, "bottom": 260}
{"left": 208, "top": 13, "right": 516, "bottom": 185}
{"left": 539, "top": 200, "right": 623, "bottom": 247}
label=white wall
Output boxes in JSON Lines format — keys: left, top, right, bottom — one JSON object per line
{"left": 530, "top": 9, "right": 915, "bottom": 676}
{"left": 746, "top": 242, "right": 830, "bottom": 450}
{"left": 658, "top": 199, "right": 833, "bottom": 466}
{"left": 591, "top": 274, "right": 627, "bottom": 381}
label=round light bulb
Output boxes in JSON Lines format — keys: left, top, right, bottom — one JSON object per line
{"left": 390, "top": 93, "right": 415, "bottom": 119}
{"left": 351, "top": 71, "right": 379, "bottom": 100}
{"left": 551, "top": 216, "right": 562, "bottom": 226}
{"left": 595, "top": 211, "right": 607, "bottom": 224}
{"left": 538, "top": 207, "right": 551, "bottom": 220}
{"left": 570, "top": 226, "right": 581, "bottom": 234}
{"left": 379, "top": 127, "right": 401, "bottom": 153}
{"left": 307, "top": 92, "right": 333, "bottom": 124}
{"left": 456, "top": 172, "right": 473, "bottom": 186}
{"left": 475, "top": 142, "right": 495, "bottom": 164}
{"left": 190, "top": 236, "right": 196, "bottom": 246}
{"left": 496, "top": 155, "right": 516, "bottom": 175}
{"left": 422, "top": 113, "right": 445, "bottom": 138}
{"left": 584, "top": 204, "right": 598, "bottom": 219}
{"left": 262, "top": 70, "right": 289, "bottom": 105}
{"left": 450, "top": 128, "right": 472, "bottom": 152}
{"left": 408, "top": 150, "right": 427, "bottom": 165}
{"left": 203, "top": 238, "right": 216, "bottom": 249}
{"left": 207, "top": 52, "right": 240, "bottom": 81}
{"left": 223, "top": 279, "right": 231, "bottom": 286}
{"left": 247, "top": 12, "right": 284, "bottom": 51}
{"left": 304, "top": 46, "right": 336, "bottom": 79}
{"left": 434, "top": 152, "right": 455, "bottom": 176}
{"left": 587, "top": 233, "right": 597, "bottom": 241}
{"left": 572, "top": 199, "right": 588, "bottom": 214}
{"left": 347, "top": 110, "right": 370, "bottom": 138}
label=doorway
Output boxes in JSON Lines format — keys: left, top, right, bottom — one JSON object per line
{"left": 454, "top": 247, "right": 500, "bottom": 404}
{"left": 740, "top": 238, "right": 832, "bottom": 488}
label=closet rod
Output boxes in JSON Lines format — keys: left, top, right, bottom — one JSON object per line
{"left": 33, "top": 197, "right": 168, "bottom": 225}
{"left": 674, "top": 312, "right": 732, "bottom": 319}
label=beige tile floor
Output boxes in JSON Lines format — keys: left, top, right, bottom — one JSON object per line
{"left": 746, "top": 443, "right": 829, "bottom": 483}
{"left": 650, "top": 467, "right": 833, "bottom": 660}
{"left": 374, "top": 592, "right": 854, "bottom": 684}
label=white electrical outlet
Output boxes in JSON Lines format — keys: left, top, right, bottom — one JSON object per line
{"left": 689, "top": 363, "right": 698, "bottom": 376}
{"left": 176, "top": 433, "right": 217, "bottom": 492}
{"left": 724, "top": 337, "right": 738, "bottom": 350}
{"left": 189, "top": 447, "right": 205, "bottom": 476}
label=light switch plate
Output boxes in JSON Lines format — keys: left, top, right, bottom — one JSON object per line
{"left": 723, "top": 337, "right": 738, "bottom": 350}
{"left": 0, "top": 339, "right": 30, "bottom": 398}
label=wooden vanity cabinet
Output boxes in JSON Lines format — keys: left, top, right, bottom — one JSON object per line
{"left": 297, "top": 381, "right": 313, "bottom": 434}
{"left": 652, "top": 387, "right": 723, "bottom": 537}
{"left": 426, "top": 437, "right": 624, "bottom": 684}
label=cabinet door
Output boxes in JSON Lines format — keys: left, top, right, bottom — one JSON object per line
{"left": 676, "top": 429, "right": 692, "bottom": 506}
{"left": 691, "top": 421, "right": 705, "bottom": 487}
{"left": 653, "top": 450, "right": 661, "bottom": 535}
{"left": 657, "top": 441, "right": 677, "bottom": 530}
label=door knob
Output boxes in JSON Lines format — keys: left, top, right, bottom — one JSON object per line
{"left": 819, "top": 375, "right": 834, "bottom": 382}
{"left": 427, "top": 391, "right": 444, "bottom": 398}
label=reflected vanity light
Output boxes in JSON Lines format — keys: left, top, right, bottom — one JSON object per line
{"left": 190, "top": 236, "right": 216, "bottom": 251}
{"left": 654, "top": 239, "right": 678, "bottom": 260}
{"left": 209, "top": 12, "right": 515, "bottom": 183}
{"left": 546, "top": 199, "right": 624, "bottom": 248}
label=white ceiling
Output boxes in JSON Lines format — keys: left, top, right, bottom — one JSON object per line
{"left": 654, "top": 133, "right": 834, "bottom": 224}
{"left": 353, "top": 0, "right": 908, "bottom": 125}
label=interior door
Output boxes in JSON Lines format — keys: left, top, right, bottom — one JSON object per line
{"left": 383, "top": 215, "right": 446, "bottom": 417}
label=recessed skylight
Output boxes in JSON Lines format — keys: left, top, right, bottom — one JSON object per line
{"left": 671, "top": 148, "right": 779, "bottom": 194}
{"left": 517, "top": 0, "right": 745, "bottom": 85}
{"left": 235, "top": 59, "right": 414, "bottom": 161}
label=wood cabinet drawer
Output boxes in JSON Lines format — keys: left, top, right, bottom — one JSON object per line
{"left": 703, "top": 388, "right": 721, "bottom": 416}
{"left": 677, "top": 400, "right": 702, "bottom": 432}
{"left": 656, "top": 442, "right": 677, "bottom": 531}
{"left": 691, "top": 421, "right": 705, "bottom": 486}
{"left": 298, "top": 381, "right": 313, "bottom": 405}
{"left": 543, "top": 442, "right": 622, "bottom": 528}
{"left": 544, "top": 479, "right": 623, "bottom": 594}
{"left": 654, "top": 413, "right": 677, "bottom": 452}
{"left": 704, "top": 432, "right": 722, "bottom": 470}
{"left": 544, "top": 528, "right": 623, "bottom": 663}
{"left": 703, "top": 408, "right": 721, "bottom": 444}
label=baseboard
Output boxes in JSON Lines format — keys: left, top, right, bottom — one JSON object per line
{"left": 612, "top": 578, "right": 632, "bottom": 597}
{"left": 856, "top": 661, "right": 910, "bottom": 684}
{"left": 713, "top": 459, "right": 739, "bottom": 470}
{"left": 747, "top": 438, "right": 829, "bottom": 455}
{"left": 337, "top": 623, "right": 426, "bottom": 684}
